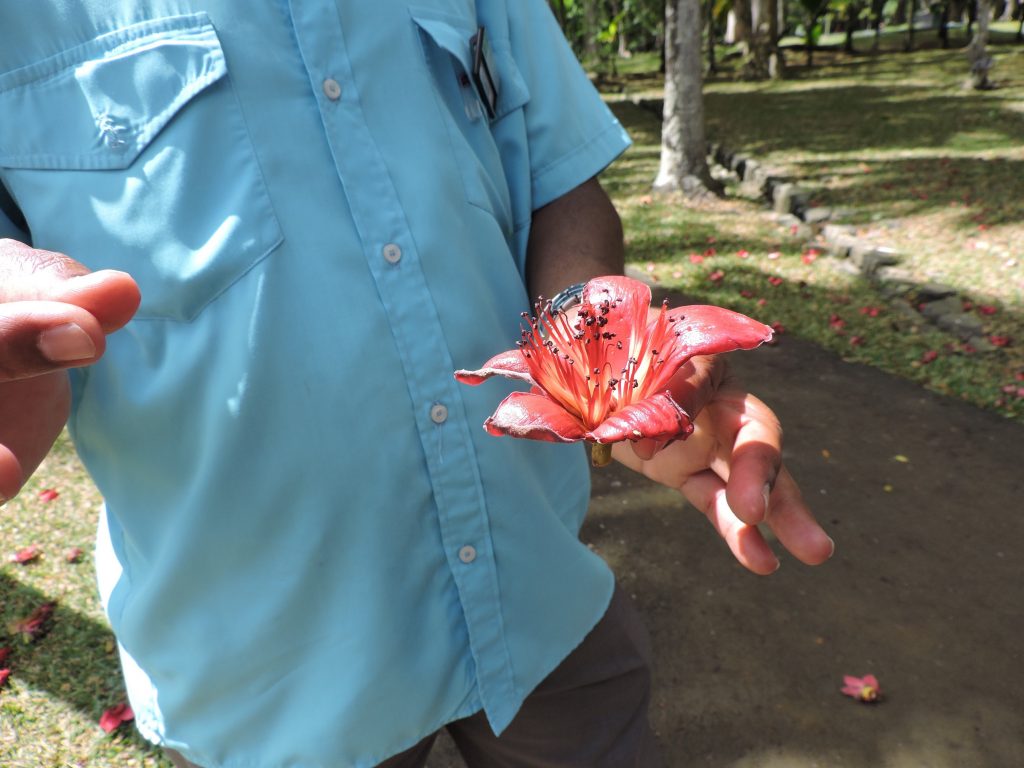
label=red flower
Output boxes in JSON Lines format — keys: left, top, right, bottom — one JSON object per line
{"left": 859, "top": 306, "right": 881, "bottom": 317}
{"left": 99, "top": 703, "right": 135, "bottom": 733}
{"left": 455, "top": 276, "right": 772, "bottom": 464}
{"left": 829, "top": 314, "right": 846, "bottom": 331}
{"left": 0, "top": 669, "right": 9, "bottom": 690}
{"left": 689, "top": 253, "right": 705, "bottom": 265}
{"left": 768, "top": 276, "right": 784, "bottom": 287}
{"left": 990, "top": 335, "right": 1011, "bottom": 348}
{"left": 841, "top": 674, "right": 881, "bottom": 702}
{"left": 0, "top": 647, "right": 10, "bottom": 665}
{"left": 10, "top": 545, "right": 41, "bottom": 564}
{"left": 38, "top": 489, "right": 59, "bottom": 502}
{"left": 850, "top": 335, "right": 865, "bottom": 347}
{"left": 920, "top": 350, "right": 939, "bottom": 364}
{"left": 9, "top": 602, "right": 56, "bottom": 644}
{"left": 736, "top": 249, "right": 750, "bottom": 259}
{"left": 978, "top": 305, "right": 997, "bottom": 316}
{"left": 65, "top": 547, "right": 84, "bottom": 564}
{"left": 708, "top": 269, "right": 725, "bottom": 283}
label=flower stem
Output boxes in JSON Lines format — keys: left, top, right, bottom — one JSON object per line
{"left": 591, "top": 442, "right": 612, "bottom": 467}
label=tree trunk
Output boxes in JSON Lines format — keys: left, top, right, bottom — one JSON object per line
{"left": 655, "top": 0, "right": 721, "bottom": 196}
{"left": 845, "top": 2, "right": 858, "bottom": 52}
{"left": 706, "top": 0, "right": 718, "bottom": 74}
{"left": 905, "top": 0, "right": 917, "bottom": 51}
{"left": 967, "top": 0, "right": 994, "bottom": 89}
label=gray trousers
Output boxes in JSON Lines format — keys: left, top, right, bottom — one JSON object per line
{"left": 167, "top": 587, "right": 663, "bottom": 768}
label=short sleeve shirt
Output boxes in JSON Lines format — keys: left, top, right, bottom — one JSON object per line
{"left": 0, "top": 2, "right": 631, "bottom": 766}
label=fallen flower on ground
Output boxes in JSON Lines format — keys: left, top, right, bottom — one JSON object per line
{"left": 10, "top": 545, "right": 41, "bottom": 564}
{"left": 9, "top": 602, "right": 56, "bottom": 644}
{"left": 455, "top": 276, "right": 772, "bottom": 466}
{"left": 0, "top": 669, "right": 9, "bottom": 690}
{"left": 38, "top": 489, "right": 59, "bottom": 502}
{"left": 841, "top": 674, "right": 881, "bottom": 702}
{"left": 100, "top": 703, "right": 135, "bottom": 733}
{"left": 65, "top": 547, "right": 84, "bottom": 563}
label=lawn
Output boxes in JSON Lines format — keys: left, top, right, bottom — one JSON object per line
{"left": 601, "top": 41, "right": 1024, "bottom": 422}
{"left": 2, "top": 35, "right": 1023, "bottom": 768}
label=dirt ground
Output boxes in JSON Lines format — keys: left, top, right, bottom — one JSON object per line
{"left": 426, "top": 288, "right": 1024, "bottom": 767}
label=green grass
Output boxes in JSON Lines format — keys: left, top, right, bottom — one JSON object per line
{"left": 601, "top": 44, "right": 1024, "bottom": 422}
{"left": 1, "top": 434, "right": 171, "bottom": 767}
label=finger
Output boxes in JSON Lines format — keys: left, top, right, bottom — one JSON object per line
{"left": 0, "top": 240, "right": 140, "bottom": 332}
{"left": 680, "top": 469, "right": 780, "bottom": 575}
{"left": 665, "top": 354, "right": 725, "bottom": 420}
{"left": 711, "top": 393, "right": 785, "bottom": 527}
{"left": 0, "top": 372, "right": 71, "bottom": 502}
{"left": 764, "top": 467, "right": 834, "bottom": 566}
{"left": 48, "top": 270, "right": 141, "bottom": 333}
{"left": 0, "top": 301, "right": 107, "bottom": 382}
{"left": 630, "top": 437, "right": 666, "bottom": 461}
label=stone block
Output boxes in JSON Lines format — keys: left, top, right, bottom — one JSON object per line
{"left": 915, "top": 283, "right": 958, "bottom": 301}
{"left": 851, "top": 245, "right": 900, "bottom": 275}
{"left": 802, "top": 207, "right": 833, "bottom": 225}
{"left": 918, "top": 295, "right": 964, "bottom": 320}
{"left": 936, "top": 313, "right": 984, "bottom": 340}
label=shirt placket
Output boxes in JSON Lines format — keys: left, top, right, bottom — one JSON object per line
{"left": 285, "top": 0, "right": 520, "bottom": 727}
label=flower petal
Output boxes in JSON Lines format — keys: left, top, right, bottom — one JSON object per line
{"left": 483, "top": 391, "right": 587, "bottom": 442}
{"left": 590, "top": 391, "right": 693, "bottom": 443}
{"left": 663, "top": 305, "right": 772, "bottom": 356}
{"left": 99, "top": 703, "right": 135, "bottom": 733}
{"left": 455, "top": 349, "right": 535, "bottom": 386}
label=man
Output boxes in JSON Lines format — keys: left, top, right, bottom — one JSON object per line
{"left": 0, "top": 1, "right": 832, "bottom": 766}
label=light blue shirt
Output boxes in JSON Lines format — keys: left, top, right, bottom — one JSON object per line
{"left": 0, "top": 2, "right": 631, "bottom": 766}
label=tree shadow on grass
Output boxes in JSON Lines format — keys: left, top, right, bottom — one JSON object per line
{"left": 0, "top": 571, "right": 165, "bottom": 761}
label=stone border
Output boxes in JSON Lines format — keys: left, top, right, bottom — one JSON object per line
{"left": 708, "top": 141, "right": 999, "bottom": 352}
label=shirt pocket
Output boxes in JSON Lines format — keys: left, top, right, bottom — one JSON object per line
{"left": 409, "top": 7, "right": 530, "bottom": 235}
{"left": 0, "top": 13, "right": 283, "bottom": 322}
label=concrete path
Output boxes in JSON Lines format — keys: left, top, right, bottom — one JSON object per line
{"left": 429, "top": 290, "right": 1024, "bottom": 767}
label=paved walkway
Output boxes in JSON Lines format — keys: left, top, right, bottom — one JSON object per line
{"left": 427, "top": 286, "right": 1023, "bottom": 767}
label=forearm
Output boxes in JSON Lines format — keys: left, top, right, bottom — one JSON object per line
{"left": 525, "top": 177, "right": 625, "bottom": 302}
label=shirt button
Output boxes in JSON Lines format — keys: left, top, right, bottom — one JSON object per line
{"left": 382, "top": 243, "right": 402, "bottom": 264}
{"left": 322, "top": 78, "right": 342, "bottom": 101}
{"left": 458, "top": 545, "right": 477, "bottom": 564}
{"left": 430, "top": 403, "right": 448, "bottom": 424}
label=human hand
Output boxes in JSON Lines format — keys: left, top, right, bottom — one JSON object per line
{"left": 0, "top": 239, "right": 140, "bottom": 502}
{"left": 612, "top": 354, "right": 834, "bottom": 575}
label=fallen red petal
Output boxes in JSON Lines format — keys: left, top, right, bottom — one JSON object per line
{"left": 921, "top": 350, "right": 939, "bottom": 364}
{"left": 850, "top": 335, "right": 865, "bottom": 347}
{"left": 0, "top": 669, "right": 10, "bottom": 690}
{"left": 978, "top": 305, "right": 997, "bottom": 315}
{"left": 38, "top": 489, "right": 59, "bottom": 502}
{"left": 11, "top": 545, "right": 41, "bottom": 564}
{"left": 689, "top": 253, "right": 705, "bottom": 264}
{"left": 736, "top": 249, "right": 750, "bottom": 259}
{"left": 768, "top": 276, "right": 784, "bottom": 287}
{"left": 990, "top": 335, "right": 1011, "bottom": 348}
{"left": 708, "top": 270, "right": 725, "bottom": 283}
{"left": 9, "top": 602, "right": 56, "bottom": 643}
{"left": 99, "top": 703, "right": 135, "bottom": 733}
{"left": 65, "top": 547, "right": 84, "bottom": 564}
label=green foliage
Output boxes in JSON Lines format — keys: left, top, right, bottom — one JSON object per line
{"left": 600, "top": 45, "right": 1024, "bottom": 422}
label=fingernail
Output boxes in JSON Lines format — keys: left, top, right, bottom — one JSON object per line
{"left": 38, "top": 323, "right": 96, "bottom": 362}
{"left": 827, "top": 536, "right": 836, "bottom": 558}
{"left": 771, "top": 558, "right": 782, "bottom": 573}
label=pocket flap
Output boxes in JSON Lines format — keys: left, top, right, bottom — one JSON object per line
{"left": 409, "top": 8, "right": 529, "bottom": 121}
{"left": 0, "top": 13, "right": 226, "bottom": 171}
